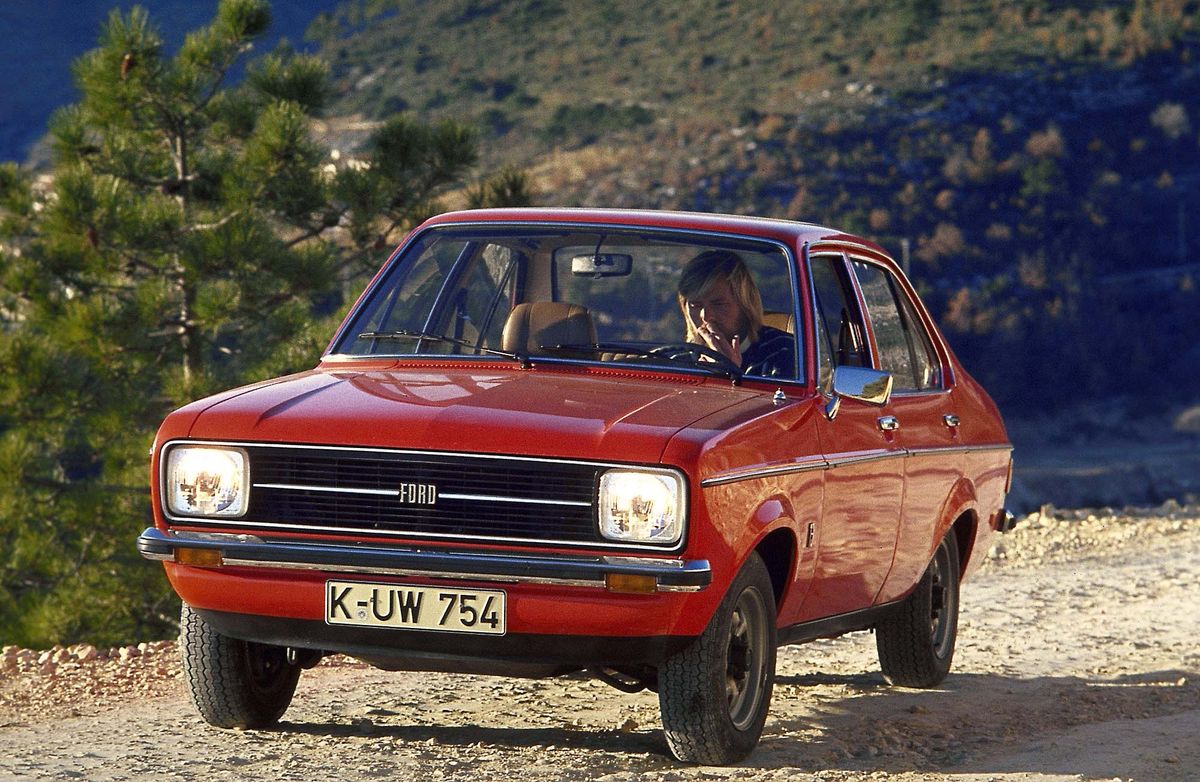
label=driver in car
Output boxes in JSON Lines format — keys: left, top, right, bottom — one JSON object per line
{"left": 678, "top": 250, "right": 796, "bottom": 378}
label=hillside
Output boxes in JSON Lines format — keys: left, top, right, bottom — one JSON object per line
{"left": 310, "top": 0, "right": 1200, "bottom": 418}
{"left": 6, "top": 0, "right": 1198, "bottom": 412}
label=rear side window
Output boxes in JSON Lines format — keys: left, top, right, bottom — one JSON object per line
{"left": 850, "top": 261, "right": 942, "bottom": 391}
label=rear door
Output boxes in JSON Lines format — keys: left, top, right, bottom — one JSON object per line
{"left": 846, "top": 257, "right": 960, "bottom": 603}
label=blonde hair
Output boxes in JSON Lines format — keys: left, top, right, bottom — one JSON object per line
{"left": 677, "top": 250, "right": 765, "bottom": 346}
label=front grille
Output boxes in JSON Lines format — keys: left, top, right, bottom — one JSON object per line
{"left": 168, "top": 444, "right": 673, "bottom": 551}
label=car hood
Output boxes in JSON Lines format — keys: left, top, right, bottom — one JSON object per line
{"left": 185, "top": 364, "right": 767, "bottom": 464}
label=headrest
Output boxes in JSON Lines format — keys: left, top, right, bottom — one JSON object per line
{"left": 763, "top": 310, "right": 796, "bottom": 335}
{"left": 501, "top": 302, "right": 598, "bottom": 356}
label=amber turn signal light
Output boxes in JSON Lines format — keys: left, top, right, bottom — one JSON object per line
{"left": 605, "top": 573, "right": 657, "bottom": 594}
{"left": 175, "top": 547, "right": 223, "bottom": 567}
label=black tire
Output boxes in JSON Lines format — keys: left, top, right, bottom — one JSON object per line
{"left": 658, "top": 552, "right": 777, "bottom": 765}
{"left": 180, "top": 604, "right": 301, "bottom": 728}
{"left": 875, "top": 531, "right": 960, "bottom": 688}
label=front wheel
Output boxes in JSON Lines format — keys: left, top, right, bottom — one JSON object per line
{"left": 180, "top": 604, "right": 302, "bottom": 728}
{"left": 875, "top": 531, "right": 960, "bottom": 687}
{"left": 658, "top": 552, "right": 777, "bottom": 765}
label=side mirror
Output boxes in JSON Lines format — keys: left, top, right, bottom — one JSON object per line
{"left": 825, "top": 366, "right": 893, "bottom": 421}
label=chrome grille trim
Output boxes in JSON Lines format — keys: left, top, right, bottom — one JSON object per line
{"left": 160, "top": 439, "right": 688, "bottom": 553}
{"left": 165, "top": 438, "right": 638, "bottom": 468}
{"left": 158, "top": 516, "right": 627, "bottom": 549}
{"left": 253, "top": 482, "right": 401, "bottom": 497}
{"left": 438, "top": 492, "right": 592, "bottom": 507}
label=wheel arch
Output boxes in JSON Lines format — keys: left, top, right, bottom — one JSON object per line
{"left": 950, "top": 509, "right": 978, "bottom": 578}
{"left": 753, "top": 526, "right": 797, "bottom": 612}
{"left": 938, "top": 477, "right": 980, "bottom": 575}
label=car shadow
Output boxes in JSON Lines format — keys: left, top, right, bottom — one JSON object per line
{"left": 265, "top": 667, "right": 1197, "bottom": 775}
{"left": 274, "top": 719, "right": 666, "bottom": 757}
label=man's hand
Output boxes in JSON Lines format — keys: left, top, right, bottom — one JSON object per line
{"left": 697, "top": 324, "right": 742, "bottom": 366}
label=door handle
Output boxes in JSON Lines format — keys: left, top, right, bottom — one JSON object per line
{"left": 877, "top": 416, "right": 900, "bottom": 432}
{"left": 943, "top": 414, "right": 961, "bottom": 428}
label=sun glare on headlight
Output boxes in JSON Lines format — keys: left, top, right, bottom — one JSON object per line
{"left": 598, "top": 469, "right": 684, "bottom": 545}
{"left": 166, "top": 446, "right": 248, "bottom": 517}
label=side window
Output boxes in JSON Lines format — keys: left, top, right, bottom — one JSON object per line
{"left": 342, "top": 235, "right": 469, "bottom": 355}
{"left": 809, "top": 255, "right": 869, "bottom": 389}
{"left": 850, "top": 261, "right": 942, "bottom": 391}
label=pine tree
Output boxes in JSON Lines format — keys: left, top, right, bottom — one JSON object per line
{"left": 0, "top": 0, "right": 527, "bottom": 647}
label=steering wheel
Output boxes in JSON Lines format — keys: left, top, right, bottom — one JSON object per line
{"left": 647, "top": 343, "right": 741, "bottom": 374}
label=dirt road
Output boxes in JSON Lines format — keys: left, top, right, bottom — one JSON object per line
{"left": 2, "top": 509, "right": 1197, "bottom": 782}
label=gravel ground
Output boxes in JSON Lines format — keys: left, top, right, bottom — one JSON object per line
{"left": 1, "top": 505, "right": 1197, "bottom": 782}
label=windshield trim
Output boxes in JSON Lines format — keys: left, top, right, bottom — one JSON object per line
{"left": 325, "top": 221, "right": 804, "bottom": 385}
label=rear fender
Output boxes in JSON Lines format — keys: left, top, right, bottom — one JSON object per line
{"left": 937, "top": 477, "right": 980, "bottom": 574}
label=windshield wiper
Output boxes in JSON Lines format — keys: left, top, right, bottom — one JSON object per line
{"left": 540, "top": 341, "right": 657, "bottom": 358}
{"left": 545, "top": 342, "right": 742, "bottom": 382}
{"left": 357, "top": 329, "right": 528, "bottom": 366}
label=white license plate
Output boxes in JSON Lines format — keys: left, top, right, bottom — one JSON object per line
{"left": 325, "top": 581, "right": 506, "bottom": 635}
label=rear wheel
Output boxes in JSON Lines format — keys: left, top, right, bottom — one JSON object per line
{"left": 658, "top": 552, "right": 777, "bottom": 765}
{"left": 875, "top": 531, "right": 960, "bottom": 687}
{"left": 180, "top": 604, "right": 301, "bottom": 728}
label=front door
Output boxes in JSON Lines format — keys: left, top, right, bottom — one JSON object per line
{"left": 797, "top": 252, "right": 904, "bottom": 621}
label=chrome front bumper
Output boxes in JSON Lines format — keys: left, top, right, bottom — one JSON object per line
{"left": 136, "top": 528, "right": 711, "bottom": 592}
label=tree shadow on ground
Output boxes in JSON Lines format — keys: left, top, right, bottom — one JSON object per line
{"left": 268, "top": 667, "right": 1197, "bottom": 777}
{"left": 754, "top": 668, "right": 1199, "bottom": 776}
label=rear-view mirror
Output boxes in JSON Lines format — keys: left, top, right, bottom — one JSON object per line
{"left": 571, "top": 254, "right": 633, "bottom": 277}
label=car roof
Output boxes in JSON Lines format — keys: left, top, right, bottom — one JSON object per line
{"left": 420, "top": 208, "right": 889, "bottom": 256}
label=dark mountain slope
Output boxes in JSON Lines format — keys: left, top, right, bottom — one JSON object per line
{"left": 312, "top": 1, "right": 1200, "bottom": 412}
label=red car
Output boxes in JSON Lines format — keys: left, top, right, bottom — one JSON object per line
{"left": 138, "top": 208, "right": 1013, "bottom": 764}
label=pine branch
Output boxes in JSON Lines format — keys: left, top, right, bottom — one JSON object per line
{"left": 192, "top": 51, "right": 242, "bottom": 114}
{"left": 284, "top": 220, "right": 334, "bottom": 248}
{"left": 70, "top": 532, "right": 96, "bottom": 578}
{"left": 184, "top": 210, "right": 241, "bottom": 233}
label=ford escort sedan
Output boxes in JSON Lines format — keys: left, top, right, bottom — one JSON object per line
{"left": 137, "top": 208, "right": 1013, "bottom": 764}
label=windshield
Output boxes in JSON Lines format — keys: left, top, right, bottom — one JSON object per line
{"left": 331, "top": 225, "right": 802, "bottom": 382}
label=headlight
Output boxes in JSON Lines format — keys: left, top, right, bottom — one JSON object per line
{"left": 165, "top": 446, "right": 249, "bottom": 517}
{"left": 598, "top": 469, "right": 685, "bottom": 546}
